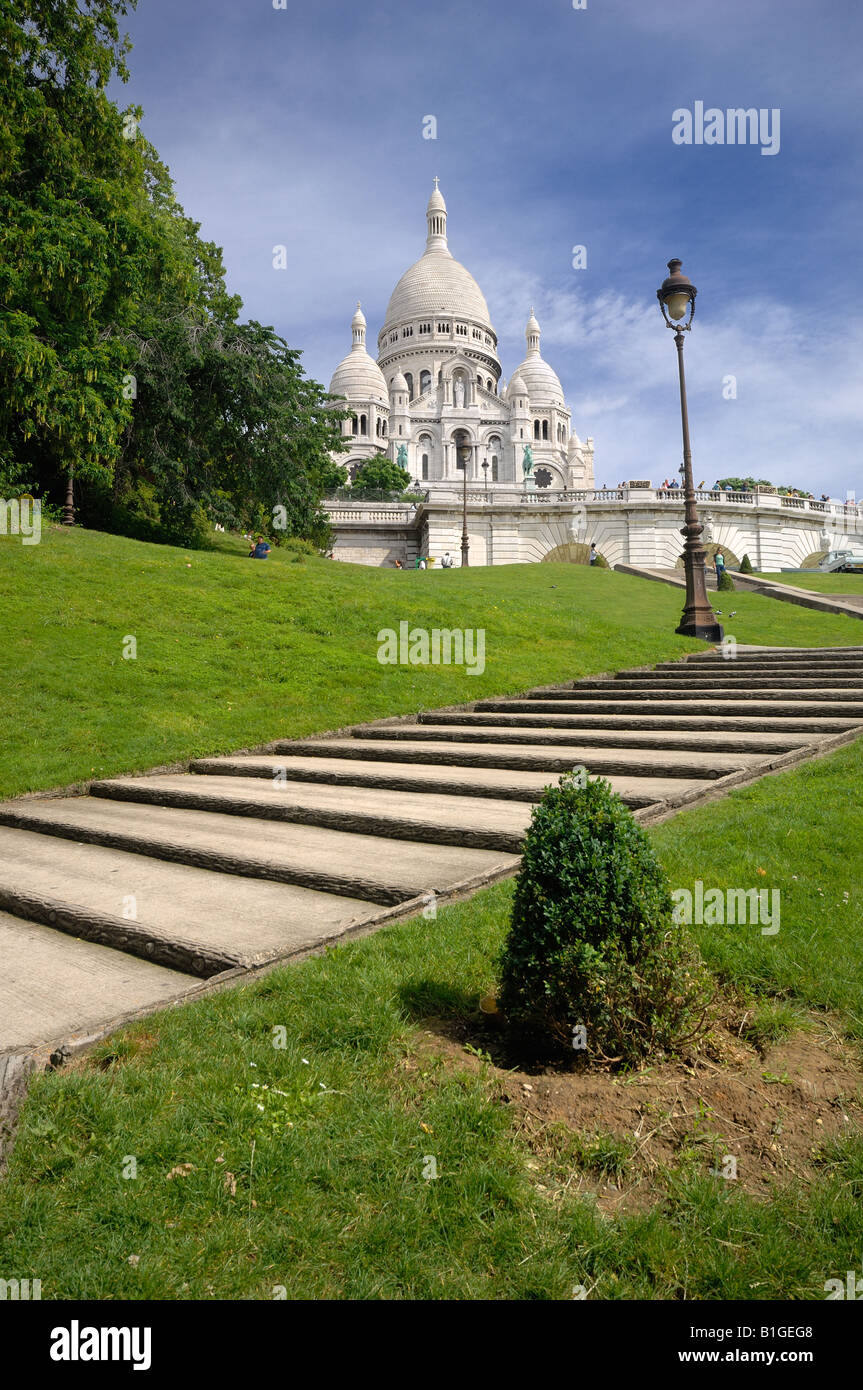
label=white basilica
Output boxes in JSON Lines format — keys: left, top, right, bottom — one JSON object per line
{"left": 323, "top": 183, "right": 863, "bottom": 570}
{"left": 328, "top": 181, "right": 595, "bottom": 494}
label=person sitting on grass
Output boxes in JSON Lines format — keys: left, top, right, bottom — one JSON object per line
{"left": 249, "top": 535, "right": 271, "bottom": 559}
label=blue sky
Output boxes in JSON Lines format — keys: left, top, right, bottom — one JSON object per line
{"left": 112, "top": 0, "right": 863, "bottom": 494}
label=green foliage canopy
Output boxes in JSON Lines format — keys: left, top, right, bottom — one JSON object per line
{"left": 352, "top": 454, "right": 412, "bottom": 494}
{"left": 0, "top": 0, "right": 346, "bottom": 545}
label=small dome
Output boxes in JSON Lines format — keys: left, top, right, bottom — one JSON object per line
{"left": 391, "top": 369, "right": 408, "bottom": 393}
{"left": 329, "top": 303, "right": 388, "bottom": 403}
{"left": 329, "top": 353, "right": 388, "bottom": 404}
{"left": 510, "top": 357, "right": 566, "bottom": 407}
{"left": 506, "top": 372, "right": 528, "bottom": 399}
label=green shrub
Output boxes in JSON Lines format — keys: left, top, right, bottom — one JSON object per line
{"left": 717, "top": 569, "right": 735, "bottom": 591}
{"left": 739, "top": 554, "right": 754, "bottom": 574}
{"left": 497, "top": 775, "right": 708, "bottom": 1064}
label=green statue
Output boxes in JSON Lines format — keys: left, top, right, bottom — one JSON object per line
{"left": 397, "top": 444, "right": 408, "bottom": 469}
{"left": 522, "top": 444, "right": 534, "bottom": 476}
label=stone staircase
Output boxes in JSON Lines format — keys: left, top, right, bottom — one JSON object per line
{"left": 3, "top": 646, "right": 863, "bottom": 1056}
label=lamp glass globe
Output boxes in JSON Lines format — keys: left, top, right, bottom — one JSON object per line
{"left": 666, "top": 291, "right": 690, "bottom": 321}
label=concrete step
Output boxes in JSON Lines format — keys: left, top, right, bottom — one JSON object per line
{"left": 190, "top": 754, "right": 712, "bottom": 809}
{"left": 653, "top": 662, "right": 863, "bottom": 674}
{"left": 577, "top": 678, "right": 863, "bottom": 691}
{"left": 476, "top": 697, "right": 863, "bottom": 718}
{"left": 0, "top": 825, "right": 388, "bottom": 977}
{"left": 526, "top": 687, "right": 863, "bottom": 704}
{"left": 683, "top": 649, "right": 863, "bottom": 663}
{"left": 347, "top": 724, "right": 819, "bottom": 754}
{"left": 416, "top": 711, "right": 859, "bottom": 734}
{"left": 272, "top": 736, "right": 761, "bottom": 780}
{"left": 0, "top": 910, "right": 200, "bottom": 1053}
{"left": 0, "top": 797, "right": 518, "bottom": 905}
{"left": 84, "top": 777, "right": 535, "bottom": 855}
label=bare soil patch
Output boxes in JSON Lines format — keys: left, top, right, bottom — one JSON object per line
{"left": 409, "top": 1010, "right": 863, "bottom": 1213}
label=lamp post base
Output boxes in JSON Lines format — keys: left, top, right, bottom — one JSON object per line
{"left": 676, "top": 617, "right": 724, "bottom": 643}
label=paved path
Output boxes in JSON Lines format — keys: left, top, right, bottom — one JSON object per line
{"left": 617, "top": 563, "right": 863, "bottom": 620}
{"left": 2, "top": 647, "right": 863, "bottom": 1057}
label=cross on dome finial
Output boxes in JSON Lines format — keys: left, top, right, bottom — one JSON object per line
{"left": 433, "top": 176, "right": 439, "bottom": 190}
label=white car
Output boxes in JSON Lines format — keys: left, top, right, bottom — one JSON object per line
{"left": 817, "top": 549, "right": 863, "bottom": 573}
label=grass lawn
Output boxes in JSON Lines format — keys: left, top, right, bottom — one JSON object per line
{"left": 1, "top": 739, "right": 862, "bottom": 1300}
{"left": 2, "top": 526, "right": 863, "bottom": 800}
{"left": 755, "top": 571, "right": 863, "bottom": 594}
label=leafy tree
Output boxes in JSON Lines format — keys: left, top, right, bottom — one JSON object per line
{"left": 352, "top": 454, "right": 411, "bottom": 494}
{"left": 0, "top": 0, "right": 348, "bottom": 545}
{"left": 0, "top": 0, "right": 147, "bottom": 498}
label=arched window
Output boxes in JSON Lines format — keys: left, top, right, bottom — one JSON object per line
{"left": 533, "top": 420, "right": 540, "bottom": 440}
{"left": 542, "top": 420, "right": 549, "bottom": 441}
{"left": 453, "top": 428, "right": 471, "bottom": 475}
{"left": 487, "top": 379, "right": 493, "bottom": 392}
{"left": 491, "top": 455, "right": 499, "bottom": 481}
{"left": 418, "top": 434, "right": 432, "bottom": 479}
{"left": 476, "top": 374, "right": 482, "bottom": 388}
{"left": 360, "top": 413, "right": 367, "bottom": 436}
{"left": 381, "top": 419, "right": 387, "bottom": 436}
{"left": 404, "top": 373, "right": 413, "bottom": 400}
{"left": 352, "top": 414, "right": 359, "bottom": 436}
{"left": 420, "top": 369, "right": 431, "bottom": 395}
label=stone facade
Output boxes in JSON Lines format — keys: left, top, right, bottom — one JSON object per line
{"left": 325, "top": 487, "right": 863, "bottom": 572}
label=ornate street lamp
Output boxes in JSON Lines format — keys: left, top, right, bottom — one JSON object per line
{"left": 657, "top": 259, "right": 723, "bottom": 642}
{"left": 459, "top": 440, "right": 470, "bottom": 566}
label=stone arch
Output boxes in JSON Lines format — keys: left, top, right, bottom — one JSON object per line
{"left": 541, "top": 542, "right": 606, "bottom": 565}
{"left": 676, "top": 541, "right": 741, "bottom": 570}
{"left": 799, "top": 548, "right": 829, "bottom": 569}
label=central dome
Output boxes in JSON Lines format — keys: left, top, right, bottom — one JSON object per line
{"left": 384, "top": 253, "right": 491, "bottom": 329}
{"left": 382, "top": 182, "right": 493, "bottom": 333}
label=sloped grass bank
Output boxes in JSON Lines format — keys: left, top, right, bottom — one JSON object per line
{"left": 3, "top": 526, "right": 863, "bottom": 799}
